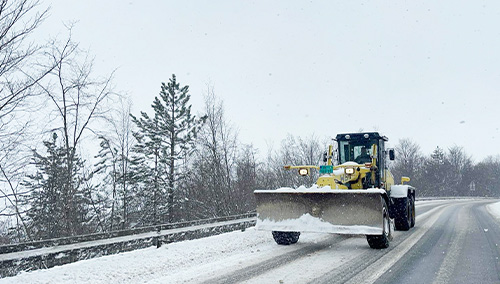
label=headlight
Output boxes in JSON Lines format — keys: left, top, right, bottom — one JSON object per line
{"left": 298, "top": 168, "right": 309, "bottom": 176}
{"left": 345, "top": 168, "right": 355, "bottom": 175}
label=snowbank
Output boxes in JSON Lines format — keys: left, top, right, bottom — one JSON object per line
{"left": 255, "top": 184, "right": 385, "bottom": 194}
{"left": 486, "top": 201, "right": 500, "bottom": 220}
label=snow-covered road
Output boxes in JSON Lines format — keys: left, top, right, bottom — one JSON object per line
{"left": 1, "top": 199, "right": 499, "bottom": 283}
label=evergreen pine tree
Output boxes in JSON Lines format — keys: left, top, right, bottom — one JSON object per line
{"left": 423, "top": 146, "right": 451, "bottom": 196}
{"left": 131, "top": 74, "right": 205, "bottom": 224}
{"left": 22, "top": 133, "right": 90, "bottom": 239}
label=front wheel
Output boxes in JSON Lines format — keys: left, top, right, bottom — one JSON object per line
{"left": 367, "top": 199, "right": 392, "bottom": 249}
{"left": 272, "top": 231, "right": 300, "bottom": 245}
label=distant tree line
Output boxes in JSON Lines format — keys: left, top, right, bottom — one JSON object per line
{"left": 390, "top": 139, "right": 499, "bottom": 198}
{"left": 0, "top": 0, "right": 499, "bottom": 245}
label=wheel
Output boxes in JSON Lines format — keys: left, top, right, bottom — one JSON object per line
{"left": 272, "top": 231, "right": 300, "bottom": 245}
{"left": 410, "top": 196, "right": 415, "bottom": 228}
{"left": 366, "top": 199, "right": 392, "bottom": 249}
{"left": 394, "top": 196, "right": 411, "bottom": 231}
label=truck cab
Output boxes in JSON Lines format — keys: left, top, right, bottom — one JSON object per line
{"left": 316, "top": 132, "right": 395, "bottom": 190}
{"left": 335, "top": 132, "right": 394, "bottom": 189}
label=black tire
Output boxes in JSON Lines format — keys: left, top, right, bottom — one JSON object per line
{"left": 394, "top": 197, "right": 411, "bottom": 231}
{"left": 410, "top": 196, "right": 416, "bottom": 228}
{"left": 272, "top": 231, "right": 300, "bottom": 245}
{"left": 366, "top": 199, "right": 391, "bottom": 249}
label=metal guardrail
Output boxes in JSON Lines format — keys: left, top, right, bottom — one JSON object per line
{"left": 0, "top": 212, "right": 257, "bottom": 254}
{"left": 416, "top": 196, "right": 499, "bottom": 201}
{"left": 0, "top": 212, "right": 257, "bottom": 278}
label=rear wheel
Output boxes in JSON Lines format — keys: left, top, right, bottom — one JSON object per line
{"left": 367, "top": 199, "right": 391, "bottom": 249}
{"left": 272, "top": 231, "right": 300, "bottom": 245}
{"left": 394, "top": 197, "right": 411, "bottom": 231}
{"left": 410, "top": 196, "right": 416, "bottom": 228}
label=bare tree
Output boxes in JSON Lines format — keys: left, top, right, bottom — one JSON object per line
{"left": 112, "top": 98, "right": 135, "bottom": 229}
{"left": 94, "top": 97, "right": 135, "bottom": 230}
{"left": 391, "top": 138, "right": 424, "bottom": 185}
{"left": 0, "top": 0, "right": 52, "bottom": 242}
{"left": 234, "top": 144, "right": 259, "bottom": 212}
{"left": 267, "top": 134, "right": 323, "bottom": 188}
{"left": 187, "top": 89, "right": 238, "bottom": 218}
{"left": 0, "top": 147, "right": 32, "bottom": 241}
{"left": 0, "top": 0, "right": 51, "bottom": 118}
{"left": 473, "top": 156, "right": 500, "bottom": 197}
{"left": 30, "top": 32, "right": 115, "bottom": 236}
{"left": 446, "top": 146, "right": 473, "bottom": 196}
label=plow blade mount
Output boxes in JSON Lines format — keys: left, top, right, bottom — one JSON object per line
{"left": 254, "top": 189, "right": 386, "bottom": 235}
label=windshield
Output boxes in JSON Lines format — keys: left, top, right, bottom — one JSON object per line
{"left": 339, "top": 139, "right": 377, "bottom": 164}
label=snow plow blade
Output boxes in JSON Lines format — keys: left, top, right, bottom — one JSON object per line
{"left": 254, "top": 189, "right": 386, "bottom": 235}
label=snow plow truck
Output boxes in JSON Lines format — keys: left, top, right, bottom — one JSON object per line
{"left": 254, "top": 132, "right": 416, "bottom": 249}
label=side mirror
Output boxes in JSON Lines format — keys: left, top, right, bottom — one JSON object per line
{"left": 323, "top": 152, "right": 328, "bottom": 162}
{"left": 401, "top": 176, "right": 411, "bottom": 184}
{"left": 388, "top": 149, "right": 395, "bottom": 160}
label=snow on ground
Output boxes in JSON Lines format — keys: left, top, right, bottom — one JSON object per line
{"left": 486, "top": 201, "right": 500, "bottom": 220}
{"left": 3, "top": 199, "right": 498, "bottom": 283}
{"left": 0, "top": 228, "right": 335, "bottom": 284}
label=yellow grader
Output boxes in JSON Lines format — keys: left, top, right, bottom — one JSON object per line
{"left": 254, "top": 132, "right": 416, "bottom": 249}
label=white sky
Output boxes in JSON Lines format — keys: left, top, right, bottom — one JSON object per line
{"left": 35, "top": 0, "right": 500, "bottom": 161}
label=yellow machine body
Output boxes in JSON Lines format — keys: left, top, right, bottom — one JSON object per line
{"left": 254, "top": 132, "right": 398, "bottom": 236}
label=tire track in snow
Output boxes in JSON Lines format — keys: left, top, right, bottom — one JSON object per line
{"left": 313, "top": 201, "right": 453, "bottom": 284}
{"left": 451, "top": 202, "right": 500, "bottom": 283}
{"left": 238, "top": 236, "right": 374, "bottom": 284}
{"left": 366, "top": 200, "right": 495, "bottom": 284}
{"left": 202, "top": 235, "right": 350, "bottom": 284}
{"left": 431, "top": 205, "right": 470, "bottom": 284}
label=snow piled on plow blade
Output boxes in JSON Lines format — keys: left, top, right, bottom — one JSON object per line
{"left": 257, "top": 213, "right": 383, "bottom": 235}
{"left": 254, "top": 186, "right": 386, "bottom": 235}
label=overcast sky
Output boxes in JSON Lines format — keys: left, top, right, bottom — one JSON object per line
{"left": 37, "top": 0, "right": 500, "bottom": 161}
